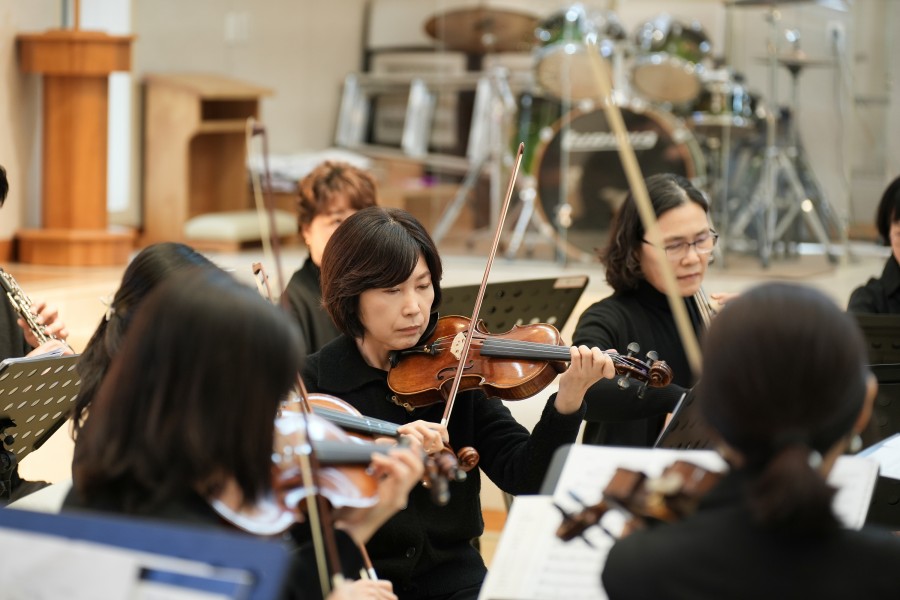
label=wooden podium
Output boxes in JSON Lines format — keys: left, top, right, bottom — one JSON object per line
{"left": 141, "top": 74, "right": 273, "bottom": 245}
{"left": 16, "top": 30, "right": 135, "bottom": 266}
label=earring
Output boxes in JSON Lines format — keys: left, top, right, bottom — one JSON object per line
{"left": 848, "top": 434, "right": 863, "bottom": 454}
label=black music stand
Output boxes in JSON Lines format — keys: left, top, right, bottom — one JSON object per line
{"left": 440, "top": 275, "right": 589, "bottom": 334}
{"left": 854, "top": 314, "right": 900, "bottom": 364}
{"left": 0, "top": 353, "right": 80, "bottom": 498}
{"left": 654, "top": 388, "right": 717, "bottom": 451}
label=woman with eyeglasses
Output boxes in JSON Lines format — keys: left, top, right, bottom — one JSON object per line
{"left": 573, "top": 173, "right": 730, "bottom": 447}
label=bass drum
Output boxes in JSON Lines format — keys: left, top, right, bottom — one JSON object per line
{"left": 535, "top": 103, "right": 706, "bottom": 261}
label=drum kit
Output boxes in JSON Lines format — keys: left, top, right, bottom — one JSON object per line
{"left": 422, "top": 0, "right": 845, "bottom": 265}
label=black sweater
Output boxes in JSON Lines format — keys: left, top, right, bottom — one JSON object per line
{"left": 603, "top": 469, "right": 900, "bottom": 599}
{"left": 302, "top": 334, "right": 586, "bottom": 599}
{"left": 848, "top": 254, "right": 900, "bottom": 314}
{"left": 281, "top": 260, "right": 341, "bottom": 355}
{"left": 573, "top": 280, "right": 703, "bottom": 447}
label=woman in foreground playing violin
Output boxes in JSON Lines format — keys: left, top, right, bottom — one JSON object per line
{"left": 302, "top": 206, "right": 618, "bottom": 600}
{"left": 574, "top": 173, "right": 733, "bottom": 447}
{"left": 65, "top": 268, "right": 423, "bottom": 600}
{"left": 602, "top": 282, "right": 900, "bottom": 599}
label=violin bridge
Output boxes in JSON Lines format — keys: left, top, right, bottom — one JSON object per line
{"left": 450, "top": 332, "right": 466, "bottom": 360}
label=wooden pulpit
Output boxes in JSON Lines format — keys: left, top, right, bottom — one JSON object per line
{"left": 16, "top": 29, "right": 135, "bottom": 266}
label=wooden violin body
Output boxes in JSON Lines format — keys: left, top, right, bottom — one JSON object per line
{"left": 389, "top": 316, "right": 567, "bottom": 407}
{"left": 388, "top": 315, "right": 674, "bottom": 409}
{"left": 557, "top": 460, "right": 722, "bottom": 542}
{"left": 285, "top": 392, "right": 474, "bottom": 502}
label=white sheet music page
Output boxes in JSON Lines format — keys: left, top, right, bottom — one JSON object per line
{"left": 861, "top": 433, "right": 900, "bottom": 480}
{"left": 829, "top": 455, "right": 880, "bottom": 529}
{"left": 478, "top": 495, "right": 610, "bottom": 600}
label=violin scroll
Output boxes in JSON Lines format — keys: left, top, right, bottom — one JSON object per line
{"left": 613, "top": 343, "right": 674, "bottom": 398}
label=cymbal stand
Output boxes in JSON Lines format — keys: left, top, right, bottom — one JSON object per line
{"left": 431, "top": 68, "right": 514, "bottom": 245}
{"left": 728, "top": 8, "right": 835, "bottom": 267}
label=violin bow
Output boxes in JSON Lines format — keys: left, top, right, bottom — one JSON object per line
{"left": 584, "top": 43, "right": 702, "bottom": 377}
{"left": 247, "top": 119, "right": 345, "bottom": 596}
{"left": 440, "top": 143, "right": 525, "bottom": 428}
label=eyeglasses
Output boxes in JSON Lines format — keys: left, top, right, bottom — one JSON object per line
{"left": 643, "top": 231, "right": 719, "bottom": 261}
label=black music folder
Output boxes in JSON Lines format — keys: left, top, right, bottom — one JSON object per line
{"left": 0, "top": 507, "right": 291, "bottom": 599}
{"left": 654, "top": 388, "right": 716, "bottom": 450}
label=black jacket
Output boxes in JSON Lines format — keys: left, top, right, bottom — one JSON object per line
{"left": 848, "top": 255, "right": 900, "bottom": 314}
{"left": 281, "top": 260, "right": 341, "bottom": 355}
{"left": 302, "top": 334, "right": 586, "bottom": 599}
{"left": 573, "top": 280, "right": 703, "bottom": 447}
{"left": 602, "top": 469, "right": 900, "bottom": 599}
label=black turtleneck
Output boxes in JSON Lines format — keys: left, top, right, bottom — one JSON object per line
{"left": 573, "top": 279, "right": 704, "bottom": 447}
{"left": 848, "top": 254, "right": 900, "bottom": 315}
{"left": 280, "top": 259, "right": 340, "bottom": 355}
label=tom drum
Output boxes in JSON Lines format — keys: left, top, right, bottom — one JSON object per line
{"left": 632, "top": 15, "right": 711, "bottom": 105}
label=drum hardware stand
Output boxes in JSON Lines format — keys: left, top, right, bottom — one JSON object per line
{"left": 727, "top": 9, "right": 837, "bottom": 267}
{"left": 431, "top": 68, "right": 515, "bottom": 246}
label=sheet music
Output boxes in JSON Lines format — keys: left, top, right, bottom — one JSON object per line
{"left": 479, "top": 495, "right": 610, "bottom": 600}
{"left": 480, "top": 446, "right": 881, "bottom": 600}
{"left": 861, "top": 433, "right": 900, "bottom": 480}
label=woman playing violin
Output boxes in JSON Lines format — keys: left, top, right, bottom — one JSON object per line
{"left": 64, "top": 268, "right": 423, "bottom": 600}
{"left": 302, "top": 206, "right": 618, "bottom": 600}
{"left": 574, "top": 173, "right": 733, "bottom": 447}
{"left": 602, "top": 283, "right": 900, "bottom": 599}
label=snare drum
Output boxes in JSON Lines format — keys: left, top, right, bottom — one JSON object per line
{"left": 534, "top": 5, "right": 626, "bottom": 102}
{"left": 534, "top": 102, "right": 705, "bottom": 260}
{"left": 632, "top": 15, "right": 711, "bottom": 105}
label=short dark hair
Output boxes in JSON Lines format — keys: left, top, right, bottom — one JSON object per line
{"left": 0, "top": 165, "right": 8, "bottom": 207}
{"left": 698, "top": 282, "right": 869, "bottom": 532}
{"left": 875, "top": 175, "right": 900, "bottom": 244}
{"left": 601, "top": 173, "right": 709, "bottom": 292}
{"left": 296, "top": 161, "right": 377, "bottom": 231}
{"left": 73, "top": 243, "right": 216, "bottom": 437}
{"left": 72, "top": 269, "right": 303, "bottom": 512}
{"left": 320, "top": 206, "right": 442, "bottom": 339}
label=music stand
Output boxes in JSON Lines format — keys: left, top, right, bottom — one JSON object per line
{"left": 0, "top": 354, "right": 80, "bottom": 497}
{"left": 654, "top": 388, "right": 717, "bottom": 451}
{"left": 440, "top": 275, "right": 589, "bottom": 334}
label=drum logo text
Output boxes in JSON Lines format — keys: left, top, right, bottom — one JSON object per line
{"left": 561, "top": 130, "right": 659, "bottom": 152}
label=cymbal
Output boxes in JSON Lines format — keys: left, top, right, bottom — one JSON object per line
{"left": 755, "top": 53, "right": 836, "bottom": 69}
{"left": 424, "top": 7, "right": 539, "bottom": 54}
{"left": 731, "top": 0, "right": 848, "bottom": 10}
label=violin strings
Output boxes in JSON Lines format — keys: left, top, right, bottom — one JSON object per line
{"left": 427, "top": 336, "right": 644, "bottom": 369}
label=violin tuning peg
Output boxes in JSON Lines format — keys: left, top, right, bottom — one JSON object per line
{"left": 645, "top": 350, "right": 658, "bottom": 363}
{"left": 626, "top": 342, "right": 640, "bottom": 357}
{"left": 617, "top": 375, "right": 631, "bottom": 390}
{"left": 636, "top": 383, "right": 647, "bottom": 399}
{"left": 554, "top": 503, "right": 574, "bottom": 520}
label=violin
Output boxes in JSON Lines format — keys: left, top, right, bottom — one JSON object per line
{"left": 387, "top": 315, "right": 674, "bottom": 409}
{"left": 283, "top": 393, "right": 473, "bottom": 504}
{"left": 211, "top": 411, "right": 386, "bottom": 536}
{"left": 556, "top": 460, "right": 722, "bottom": 543}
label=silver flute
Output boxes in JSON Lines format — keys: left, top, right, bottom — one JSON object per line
{"left": 0, "top": 268, "right": 64, "bottom": 347}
